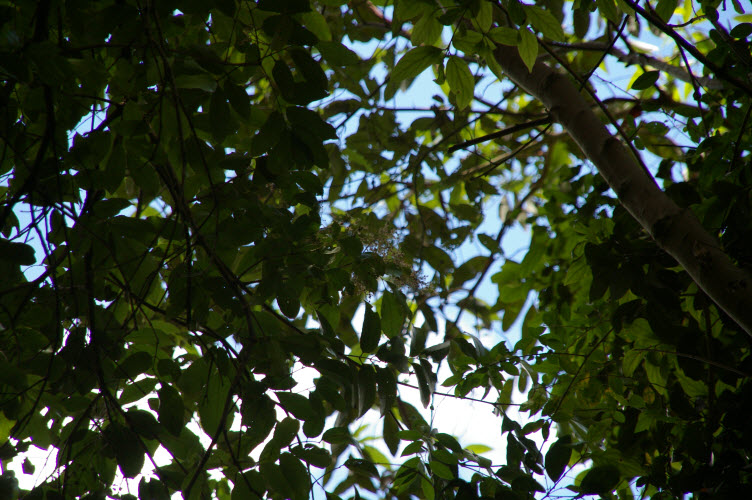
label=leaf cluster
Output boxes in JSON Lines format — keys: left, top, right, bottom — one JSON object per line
{"left": 1, "top": 0, "right": 751, "bottom": 499}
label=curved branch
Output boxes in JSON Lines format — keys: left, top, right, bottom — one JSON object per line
{"left": 492, "top": 45, "right": 752, "bottom": 338}
{"left": 621, "top": 0, "right": 752, "bottom": 96}
{"left": 550, "top": 41, "right": 723, "bottom": 89}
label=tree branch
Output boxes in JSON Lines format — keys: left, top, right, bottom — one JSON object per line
{"left": 492, "top": 45, "right": 752, "bottom": 338}
{"left": 550, "top": 41, "right": 723, "bottom": 89}
{"left": 447, "top": 116, "right": 551, "bottom": 153}
{"left": 621, "top": 0, "right": 752, "bottom": 96}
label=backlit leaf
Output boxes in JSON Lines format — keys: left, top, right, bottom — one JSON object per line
{"left": 579, "top": 465, "right": 621, "bottom": 495}
{"left": 544, "top": 435, "right": 572, "bottom": 482}
{"left": 381, "top": 290, "right": 405, "bottom": 338}
{"left": 518, "top": 28, "right": 538, "bottom": 73}
{"left": 524, "top": 5, "right": 566, "bottom": 41}
{"left": 631, "top": 70, "right": 660, "bottom": 90}
{"left": 385, "top": 46, "right": 443, "bottom": 99}
{"left": 0, "top": 240, "right": 35, "bottom": 265}
{"left": 445, "top": 56, "right": 474, "bottom": 110}
{"left": 360, "top": 306, "right": 381, "bottom": 353}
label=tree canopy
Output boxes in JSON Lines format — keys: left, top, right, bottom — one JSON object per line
{"left": 1, "top": 0, "right": 751, "bottom": 498}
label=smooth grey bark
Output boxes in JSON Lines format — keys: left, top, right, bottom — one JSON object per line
{"left": 493, "top": 45, "right": 752, "bottom": 337}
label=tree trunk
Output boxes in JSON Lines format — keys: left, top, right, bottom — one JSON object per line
{"left": 493, "top": 45, "right": 752, "bottom": 338}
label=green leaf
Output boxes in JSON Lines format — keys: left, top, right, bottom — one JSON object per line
{"left": 579, "top": 464, "right": 621, "bottom": 495}
{"left": 596, "top": 0, "right": 620, "bottom": 24}
{"left": 316, "top": 41, "right": 360, "bottom": 66}
{"left": 380, "top": 291, "right": 405, "bottom": 338}
{"left": 409, "top": 326, "right": 428, "bottom": 357}
{"left": 622, "top": 349, "right": 645, "bottom": 377}
{"left": 158, "top": 384, "right": 185, "bottom": 437}
{"left": 286, "top": 105, "right": 337, "bottom": 163}
{"left": 301, "top": 10, "right": 332, "bottom": 41}
{"left": 279, "top": 453, "right": 310, "bottom": 500}
{"left": 252, "top": 111, "right": 286, "bottom": 156}
{"left": 488, "top": 27, "right": 519, "bottom": 46}
{"left": 105, "top": 422, "right": 144, "bottom": 479}
{"left": 511, "top": 474, "right": 545, "bottom": 493}
{"left": 174, "top": 73, "right": 217, "bottom": 91}
{"left": 116, "top": 351, "right": 152, "bottom": 379}
{"left": 242, "top": 394, "right": 277, "bottom": 448}
{"left": 631, "top": 70, "right": 660, "bottom": 90}
{"left": 231, "top": 471, "right": 265, "bottom": 500}
{"left": 138, "top": 478, "right": 170, "bottom": 500}
{"left": 277, "top": 286, "right": 301, "bottom": 318}
{"left": 412, "top": 13, "right": 443, "bottom": 45}
{"left": 119, "top": 378, "right": 158, "bottom": 406}
{"left": 261, "top": 462, "right": 291, "bottom": 499}
{"left": 272, "top": 417, "right": 300, "bottom": 448}
{"left": 412, "top": 362, "right": 434, "bottom": 409}
{"left": 730, "top": 23, "right": 752, "bottom": 39}
{"left": 428, "top": 460, "right": 454, "bottom": 480}
{"left": 0, "top": 413, "right": 16, "bottom": 445}
{"left": 360, "top": 305, "right": 381, "bottom": 353}
{"left": 272, "top": 59, "right": 296, "bottom": 101}
{"left": 655, "top": 0, "right": 678, "bottom": 22}
{"left": 507, "top": 0, "right": 527, "bottom": 25}
{"left": 438, "top": 7, "right": 464, "bottom": 26}
{"left": 322, "top": 426, "right": 351, "bottom": 444}
{"left": 357, "top": 365, "right": 377, "bottom": 416}
{"left": 224, "top": 81, "right": 251, "bottom": 119}
{"left": 465, "top": 444, "right": 492, "bottom": 454}
{"left": 524, "top": 6, "right": 566, "bottom": 41}
{"left": 423, "top": 245, "right": 455, "bottom": 273}
{"left": 544, "top": 435, "right": 571, "bottom": 482}
{"left": 198, "top": 372, "right": 231, "bottom": 435}
{"left": 363, "top": 445, "right": 390, "bottom": 469}
{"left": 383, "top": 413, "right": 400, "bottom": 456}
{"left": 475, "top": 1, "right": 494, "bottom": 31}
{"left": 210, "top": 88, "right": 233, "bottom": 141}
{"left": 573, "top": 7, "right": 591, "bottom": 38}
{"left": 478, "top": 233, "right": 501, "bottom": 253}
{"left": 291, "top": 444, "right": 332, "bottom": 468}
{"left": 385, "top": 46, "right": 443, "bottom": 99}
{"left": 276, "top": 392, "right": 315, "bottom": 420}
{"left": 445, "top": 56, "right": 474, "bottom": 110}
{"left": 289, "top": 47, "right": 328, "bottom": 90}
{"left": 0, "top": 239, "right": 35, "bottom": 265}
{"left": 517, "top": 28, "right": 538, "bottom": 73}
{"left": 501, "top": 300, "right": 524, "bottom": 331}
{"left": 453, "top": 30, "right": 484, "bottom": 53}
{"left": 345, "top": 458, "right": 380, "bottom": 478}
{"left": 402, "top": 440, "right": 424, "bottom": 456}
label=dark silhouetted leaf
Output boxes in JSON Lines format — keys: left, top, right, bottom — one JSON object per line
{"left": 579, "top": 465, "right": 621, "bottom": 495}
{"left": 544, "top": 435, "right": 572, "bottom": 482}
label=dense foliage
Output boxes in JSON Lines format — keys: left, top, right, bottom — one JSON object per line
{"left": 1, "top": 0, "right": 751, "bottom": 498}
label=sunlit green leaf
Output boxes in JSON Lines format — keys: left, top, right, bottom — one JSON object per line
{"left": 445, "top": 56, "right": 475, "bottom": 110}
